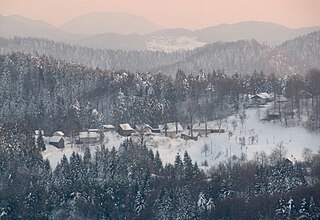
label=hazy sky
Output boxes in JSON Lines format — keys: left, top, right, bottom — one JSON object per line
{"left": 1, "top": 0, "right": 320, "bottom": 29}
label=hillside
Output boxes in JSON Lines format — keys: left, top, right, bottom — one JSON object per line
{"left": 153, "top": 40, "right": 298, "bottom": 75}
{"left": 279, "top": 31, "right": 320, "bottom": 71}
{"left": 2, "top": 33, "right": 319, "bottom": 76}
{"left": 194, "top": 21, "right": 320, "bottom": 46}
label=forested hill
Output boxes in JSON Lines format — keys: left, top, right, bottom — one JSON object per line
{"left": 0, "top": 52, "right": 113, "bottom": 131}
{"left": 279, "top": 30, "right": 320, "bottom": 72}
{"left": 151, "top": 39, "right": 298, "bottom": 75}
{"left": 1, "top": 52, "right": 320, "bottom": 134}
{"left": 1, "top": 31, "right": 319, "bottom": 76}
{"left": 0, "top": 37, "right": 185, "bottom": 73}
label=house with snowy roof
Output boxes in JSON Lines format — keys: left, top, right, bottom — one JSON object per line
{"left": 163, "top": 122, "right": 183, "bottom": 138}
{"left": 134, "top": 124, "right": 153, "bottom": 134}
{"left": 52, "top": 131, "right": 64, "bottom": 137}
{"left": 101, "top": 124, "right": 115, "bottom": 132}
{"left": 118, "top": 123, "right": 136, "bottom": 136}
{"left": 77, "top": 131, "right": 100, "bottom": 144}
{"left": 251, "top": 92, "right": 272, "bottom": 105}
{"left": 49, "top": 136, "right": 65, "bottom": 148}
{"left": 49, "top": 131, "right": 65, "bottom": 148}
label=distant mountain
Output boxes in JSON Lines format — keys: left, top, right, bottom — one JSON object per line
{"left": 59, "top": 12, "right": 162, "bottom": 35}
{"left": 0, "top": 15, "right": 86, "bottom": 42}
{"left": 194, "top": 21, "right": 320, "bottom": 45}
{"left": 76, "top": 21, "right": 319, "bottom": 51}
{"left": 1, "top": 15, "right": 319, "bottom": 52}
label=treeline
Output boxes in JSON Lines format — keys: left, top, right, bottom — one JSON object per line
{"left": 0, "top": 37, "right": 185, "bottom": 72}
{"left": 2, "top": 32, "right": 320, "bottom": 76}
{"left": 1, "top": 52, "right": 320, "bottom": 135}
{"left": 0, "top": 123, "right": 320, "bottom": 219}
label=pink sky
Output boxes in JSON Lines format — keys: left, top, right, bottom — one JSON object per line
{"left": 1, "top": 0, "right": 320, "bottom": 29}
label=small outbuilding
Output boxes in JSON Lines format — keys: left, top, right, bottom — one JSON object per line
{"left": 134, "top": 124, "right": 153, "bottom": 134}
{"left": 101, "top": 124, "right": 115, "bottom": 132}
{"left": 251, "top": 93, "right": 272, "bottom": 105}
{"left": 49, "top": 136, "right": 65, "bottom": 149}
{"left": 163, "top": 122, "right": 183, "bottom": 138}
{"left": 118, "top": 123, "right": 136, "bottom": 136}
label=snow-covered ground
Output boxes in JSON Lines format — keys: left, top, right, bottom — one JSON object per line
{"left": 42, "top": 132, "right": 125, "bottom": 168}
{"left": 43, "top": 104, "right": 320, "bottom": 169}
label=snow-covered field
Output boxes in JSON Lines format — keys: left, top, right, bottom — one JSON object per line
{"left": 43, "top": 105, "right": 320, "bottom": 169}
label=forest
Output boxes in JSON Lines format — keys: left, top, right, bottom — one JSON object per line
{"left": 0, "top": 121, "right": 320, "bottom": 219}
{"left": 1, "top": 51, "right": 320, "bottom": 219}
{"left": 1, "top": 52, "right": 320, "bottom": 134}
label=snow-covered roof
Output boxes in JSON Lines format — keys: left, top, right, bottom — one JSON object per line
{"left": 119, "top": 123, "right": 135, "bottom": 131}
{"left": 79, "top": 131, "right": 99, "bottom": 139}
{"left": 102, "top": 124, "right": 115, "bottom": 129}
{"left": 135, "top": 124, "right": 152, "bottom": 131}
{"left": 164, "top": 122, "right": 183, "bottom": 132}
{"left": 88, "top": 129, "right": 99, "bottom": 132}
{"left": 49, "top": 136, "right": 63, "bottom": 143}
{"left": 252, "top": 92, "right": 271, "bottom": 100}
{"left": 53, "top": 131, "right": 64, "bottom": 136}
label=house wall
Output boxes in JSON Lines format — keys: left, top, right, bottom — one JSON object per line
{"left": 119, "top": 129, "right": 135, "bottom": 136}
{"left": 49, "top": 139, "right": 65, "bottom": 148}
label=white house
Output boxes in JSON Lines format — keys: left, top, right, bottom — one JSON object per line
{"left": 78, "top": 131, "right": 100, "bottom": 144}
{"left": 251, "top": 93, "right": 272, "bottom": 105}
{"left": 163, "top": 122, "right": 183, "bottom": 138}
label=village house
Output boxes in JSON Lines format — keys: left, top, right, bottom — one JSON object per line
{"left": 191, "top": 123, "right": 225, "bottom": 134}
{"left": 101, "top": 124, "right": 115, "bottom": 132}
{"left": 77, "top": 131, "right": 100, "bottom": 144}
{"left": 251, "top": 93, "right": 272, "bottom": 105}
{"left": 118, "top": 123, "right": 136, "bottom": 136}
{"left": 49, "top": 136, "right": 65, "bottom": 148}
{"left": 48, "top": 131, "right": 65, "bottom": 148}
{"left": 163, "top": 122, "right": 183, "bottom": 138}
{"left": 134, "top": 124, "right": 153, "bottom": 134}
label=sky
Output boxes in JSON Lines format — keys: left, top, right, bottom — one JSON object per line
{"left": 1, "top": 0, "right": 320, "bottom": 29}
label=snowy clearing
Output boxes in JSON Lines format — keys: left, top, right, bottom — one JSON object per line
{"left": 43, "top": 105, "right": 320, "bottom": 169}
